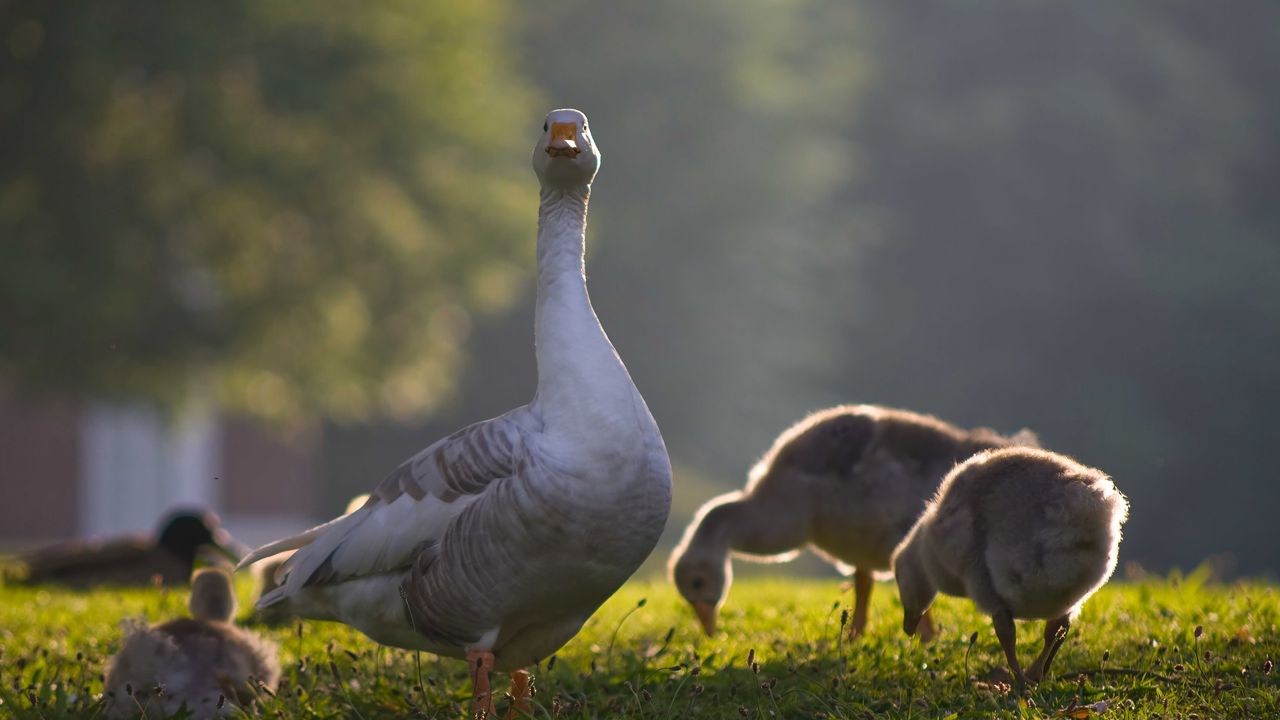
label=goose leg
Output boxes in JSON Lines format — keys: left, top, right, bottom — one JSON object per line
{"left": 1026, "top": 615, "right": 1070, "bottom": 683}
{"left": 915, "top": 607, "right": 937, "bottom": 642}
{"left": 991, "top": 608, "right": 1027, "bottom": 685}
{"left": 467, "top": 651, "right": 496, "bottom": 719}
{"left": 848, "top": 567, "right": 873, "bottom": 638}
{"left": 502, "top": 670, "right": 532, "bottom": 719}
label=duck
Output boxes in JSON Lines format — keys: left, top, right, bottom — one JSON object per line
{"left": 670, "top": 405, "right": 1037, "bottom": 639}
{"left": 15, "top": 508, "right": 242, "bottom": 588}
{"left": 892, "top": 446, "right": 1128, "bottom": 684}
{"left": 103, "top": 567, "right": 280, "bottom": 718}
{"left": 237, "top": 109, "right": 672, "bottom": 718}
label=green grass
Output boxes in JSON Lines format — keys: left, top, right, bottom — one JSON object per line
{"left": 1, "top": 570, "right": 1276, "bottom": 719}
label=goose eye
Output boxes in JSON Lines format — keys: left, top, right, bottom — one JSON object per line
{"left": 690, "top": 577, "right": 705, "bottom": 591}
{"left": 543, "top": 121, "right": 548, "bottom": 132}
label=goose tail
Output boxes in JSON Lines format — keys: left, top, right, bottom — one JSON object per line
{"left": 235, "top": 513, "right": 354, "bottom": 570}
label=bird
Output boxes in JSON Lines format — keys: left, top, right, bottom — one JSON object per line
{"left": 14, "top": 508, "right": 242, "bottom": 588}
{"left": 249, "top": 494, "right": 371, "bottom": 626}
{"left": 237, "top": 108, "right": 672, "bottom": 718}
{"left": 103, "top": 567, "right": 280, "bottom": 719}
{"left": 669, "top": 405, "right": 1037, "bottom": 639}
{"left": 892, "top": 446, "right": 1128, "bottom": 684}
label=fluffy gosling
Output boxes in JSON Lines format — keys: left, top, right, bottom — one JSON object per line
{"left": 104, "top": 568, "right": 280, "bottom": 718}
{"left": 892, "top": 447, "right": 1128, "bottom": 684}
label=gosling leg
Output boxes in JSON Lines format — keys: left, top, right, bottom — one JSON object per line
{"left": 849, "top": 567, "right": 873, "bottom": 638}
{"left": 992, "top": 608, "right": 1027, "bottom": 685}
{"left": 1026, "top": 615, "right": 1070, "bottom": 683}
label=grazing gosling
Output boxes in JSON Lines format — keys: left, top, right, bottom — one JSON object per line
{"left": 892, "top": 447, "right": 1128, "bottom": 684}
{"left": 670, "top": 405, "right": 1037, "bottom": 638}
{"left": 104, "top": 568, "right": 280, "bottom": 719}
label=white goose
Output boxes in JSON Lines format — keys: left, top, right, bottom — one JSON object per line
{"left": 238, "top": 108, "right": 672, "bottom": 717}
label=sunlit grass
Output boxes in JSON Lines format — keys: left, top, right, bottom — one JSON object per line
{"left": 0, "top": 572, "right": 1276, "bottom": 718}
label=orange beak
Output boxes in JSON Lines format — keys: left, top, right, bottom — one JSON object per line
{"left": 693, "top": 601, "right": 718, "bottom": 636}
{"left": 546, "top": 122, "right": 581, "bottom": 158}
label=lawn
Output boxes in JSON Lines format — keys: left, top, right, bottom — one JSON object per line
{"left": 1, "top": 570, "right": 1276, "bottom": 719}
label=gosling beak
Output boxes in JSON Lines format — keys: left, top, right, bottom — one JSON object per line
{"left": 693, "top": 601, "right": 718, "bottom": 636}
{"left": 903, "top": 612, "right": 920, "bottom": 637}
{"left": 546, "top": 122, "right": 581, "bottom": 158}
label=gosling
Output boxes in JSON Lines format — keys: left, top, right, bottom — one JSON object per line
{"left": 670, "top": 405, "right": 1037, "bottom": 638}
{"left": 892, "top": 447, "right": 1128, "bottom": 684}
{"left": 104, "top": 568, "right": 280, "bottom": 718}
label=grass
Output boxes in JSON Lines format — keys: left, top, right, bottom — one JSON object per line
{"left": 0, "top": 569, "right": 1276, "bottom": 719}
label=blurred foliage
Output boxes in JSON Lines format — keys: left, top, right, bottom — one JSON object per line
{"left": 0, "top": 0, "right": 534, "bottom": 421}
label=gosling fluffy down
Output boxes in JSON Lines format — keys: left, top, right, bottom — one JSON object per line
{"left": 104, "top": 568, "right": 280, "bottom": 718}
{"left": 892, "top": 447, "right": 1128, "bottom": 683}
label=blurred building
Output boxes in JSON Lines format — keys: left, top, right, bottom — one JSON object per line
{"left": 0, "top": 393, "right": 317, "bottom": 549}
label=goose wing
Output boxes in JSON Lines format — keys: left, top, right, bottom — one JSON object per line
{"left": 245, "top": 413, "right": 528, "bottom": 606}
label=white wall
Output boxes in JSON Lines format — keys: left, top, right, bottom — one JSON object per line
{"left": 79, "top": 398, "right": 220, "bottom": 536}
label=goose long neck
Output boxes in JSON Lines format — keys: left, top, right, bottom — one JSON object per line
{"left": 536, "top": 186, "right": 589, "bottom": 277}
{"left": 532, "top": 184, "right": 632, "bottom": 425}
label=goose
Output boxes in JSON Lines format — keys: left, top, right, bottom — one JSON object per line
{"left": 670, "top": 405, "right": 1037, "bottom": 639}
{"left": 250, "top": 495, "right": 370, "bottom": 625}
{"left": 104, "top": 567, "right": 280, "bottom": 719}
{"left": 892, "top": 447, "right": 1128, "bottom": 684}
{"left": 237, "top": 109, "right": 672, "bottom": 718}
{"left": 15, "top": 508, "right": 242, "bottom": 588}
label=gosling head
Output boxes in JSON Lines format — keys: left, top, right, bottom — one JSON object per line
{"left": 188, "top": 567, "right": 237, "bottom": 623}
{"left": 670, "top": 551, "right": 731, "bottom": 636}
{"left": 532, "top": 108, "right": 600, "bottom": 188}
{"left": 892, "top": 535, "right": 937, "bottom": 637}
{"left": 669, "top": 496, "right": 742, "bottom": 636}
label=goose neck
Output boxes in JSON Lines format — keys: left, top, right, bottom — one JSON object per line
{"left": 536, "top": 186, "right": 590, "bottom": 279}
{"left": 531, "top": 183, "right": 634, "bottom": 424}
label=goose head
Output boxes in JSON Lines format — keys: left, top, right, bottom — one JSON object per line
{"left": 156, "top": 508, "right": 243, "bottom": 566}
{"left": 532, "top": 108, "right": 600, "bottom": 188}
{"left": 671, "top": 551, "right": 731, "bottom": 636}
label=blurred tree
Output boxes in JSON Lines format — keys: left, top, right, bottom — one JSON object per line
{"left": 0, "top": 0, "right": 534, "bottom": 422}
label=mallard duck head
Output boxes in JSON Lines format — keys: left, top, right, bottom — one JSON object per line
{"left": 156, "top": 509, "right": 242, "bottom": 566}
